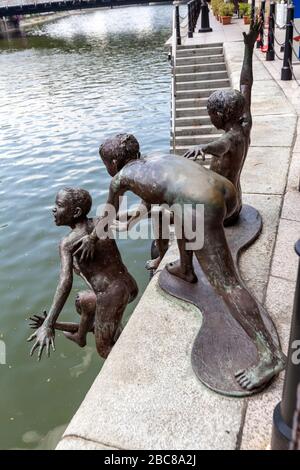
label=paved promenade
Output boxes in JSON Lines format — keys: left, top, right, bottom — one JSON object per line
{"left": 57, "top": 14, "right": 300, "bottom": 450}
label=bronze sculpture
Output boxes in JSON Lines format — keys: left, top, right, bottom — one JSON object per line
{"left": 28, "top": 187, "right": 138, "bottom": 360}
{"left": 184, "top": 21, "right": 260, "bottom": 226}
{"left": 74, "top": 131, "right": 285, "bottom": 393}
{"left": 35, "top": 20, "right": 285, "bottom": 395}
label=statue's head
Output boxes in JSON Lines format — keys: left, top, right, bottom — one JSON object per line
{"left": 207, "top": 89, "right": 245, "bottom": 130}
{"left": 99, "top": 133, "right": 140, "bottom": 177}
{"left": 53, "top": 187, "right": 92, "bottom": 226}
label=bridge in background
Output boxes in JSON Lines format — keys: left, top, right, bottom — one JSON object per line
{"left": 0, "top": 0, "right": 172, "bottom": 18}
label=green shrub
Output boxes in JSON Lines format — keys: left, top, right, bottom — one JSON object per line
{"left": 219, "top": 2, "right": 235, "bottom": 17}
{"left": 239, "top": 2, "right": 251, "bottom": 16}
{"left": 211, "top": 0, "right": 223, "bottom": 15}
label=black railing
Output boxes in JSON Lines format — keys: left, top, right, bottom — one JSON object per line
{"left": 175, "top": 4, "right": 181, "bottom": 46}
{"left": 281, "top": 3, "right": 294, "bottom": 80}
{"left": 290, "top": 384, "right": 300, "bottom": 450}
{"left": 188, "top": 0, "right": 202, "bottom": 38}
{"left": 176, "top": 0, "right": 206, "bottom": 45}
{"left": 257, "top": 2, "right": 300, "bottom": 84}
{"left": 266, "top": 2, "right": 275, "bottom": 61}
{"left": 271, "top": 240, "right": 300, "bottom": 449}
{"left": 256, "top": 0, "right": 265, "bottom": 49}
{"left": 198, "top": 0, "right": 212, "bottom": 33}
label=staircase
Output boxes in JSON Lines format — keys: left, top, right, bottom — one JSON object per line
{"left": 171, "top": 42, "right": 231, "bottom": 157}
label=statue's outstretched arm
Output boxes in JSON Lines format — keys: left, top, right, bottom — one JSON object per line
{"left": 46, "top": 241, "right": 73, "bottom": 327}
{"left": 240, "top": 20, "right": 261, "bottom": 127}
{"left": 27, "top": 241, "right": 73, "bottom": 360}
{"left": 204, "top": 136, "right": 232, "bottom": 158}
{"left": 184, "top": 134, "right": 231, "bottom": 161}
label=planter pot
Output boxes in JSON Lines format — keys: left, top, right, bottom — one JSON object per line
{"left": 243, "top": 16, "right": 251, "bottom": 25}
{"left": 221, "top": 16, "right": 232, "bottom": 25}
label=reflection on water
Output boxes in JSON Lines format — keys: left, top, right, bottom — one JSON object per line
{"left": 0, "top": 5, "right": 171, "bottom": 449}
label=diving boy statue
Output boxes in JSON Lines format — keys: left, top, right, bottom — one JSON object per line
{"left": 28, "top": 187, "right": 138, "bottom": 360}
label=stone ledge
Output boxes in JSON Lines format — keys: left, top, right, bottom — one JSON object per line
{"left": 57, "top": 245, "right": 245, "bottom": 450}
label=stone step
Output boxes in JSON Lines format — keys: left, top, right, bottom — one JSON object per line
{"left": 176, "top": 98, "right": 209, "bottom": 109}
{"left": 176, "top": 70, "right": 228, "bottom": 83}
{"left": 176, "top": 46, "right": 223, "bottom": 57}
{"left": 175, "top": 62, "right": 226, "bottom": 74}
{"left": 171, "top": 134, "right": 222, "bottom": 147}
{"left": 176, "top": 87, "right": 231, "bottom": 99}
{"left": 177, "top": 42, "right": 223, "bottom": 50}
{"left": 176, "top": 106, "right": 208, "bottom": 117}
{"left": 174, "top": 125, "right": 217, "bottom": 136}
{"left": 175, "top": 116, "right": 211, "bottom": 127}
{"left": 176, "top": 78, "right": 230, "bottom": 91}
{"left": 176, "top": 54, "right": 225, "bottom": 66}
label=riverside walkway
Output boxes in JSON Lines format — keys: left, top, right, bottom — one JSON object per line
{"left": 57, "top": 14, "right": 300, "bottom": 450}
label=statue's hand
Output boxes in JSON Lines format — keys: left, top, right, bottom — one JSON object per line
{"left": 27, "top": 321, "right": 55, "bottom": 361}
{"left": 29, "top": 311, "right": 47, "bottom": 330}
{"left": 183, "top": 145, "right": 206, "bottom": 161}
{"left": 73, "top": 234, "right": 96, "bottom": 262}
{"left": 243, "top": 18, "right": 262, "bottom": 48}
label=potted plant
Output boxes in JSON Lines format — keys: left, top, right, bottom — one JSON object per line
{"left": 219, "top": 2, "right": 234, "bottom": 25}
{"left": 239, "top": 3, "right": 251, "bottom": 24}
{"left": 211, "top": 0, "right": 218, "bottom": 16}
{"left": 212, "top": 0, "right": 222, "bottom": 20}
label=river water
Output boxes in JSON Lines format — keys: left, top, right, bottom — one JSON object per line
{"left": 0, "top": 5, "right": 172, "bottom": 449}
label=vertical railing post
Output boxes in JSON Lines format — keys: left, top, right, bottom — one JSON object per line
{"left": 175, "top": 3, "right": 181, "bottom": 46}
{"left": 251, "top": 0, "right": 256, "bottom": 23}
{"left": 198, "top": 0, "right": 212, "bottom": 33}
{"left": 257, "top": 0, "right": 266, "bottom": 48}
{"left": 290, "top": 384, "right": 300, "bottom": 450}
{"left": 271, "top": 240, "right": 300, "bottom": 450}
{"left": 188, "top": 2, "right": 193, "bottom": 38}
{"left": 197, "top": 0, "right": 199, "bottom": 28}
{"left": 281, "top": 2, "right": 294, "bottom": 80}
{"left": 171, "top": 2, "right": 177, "bottom": 153}
{"left": 266, "top": 2, "right": 275, "bottom": 61}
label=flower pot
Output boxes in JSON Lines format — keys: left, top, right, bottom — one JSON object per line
{"left": 221, "top": 16, "right": 232, "bottom": 25}
{"left": 243, "top": 15, "right": 251, "bottom": 25}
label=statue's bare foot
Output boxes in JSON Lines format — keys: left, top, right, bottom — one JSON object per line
{"left": 235, "top": 353, "right": 286, "bottom": 391}
{"left": 166, "top": 260, "right": 197, "bottom": 283}
{"left": 63, "top": 331, "right": 86, "bottom": 348}
{"left": 145, "top": 256, "right": 161, "bottom": 271}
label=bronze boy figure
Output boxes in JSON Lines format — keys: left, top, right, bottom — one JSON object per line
{"left": 28, "top": 187, "right": 138, "bottom": 360}
{"left": 75, "top": 132, "right": 285, "bottom": 391}
{"left": 184, "top": 21, "right": 260, "bottom": 225}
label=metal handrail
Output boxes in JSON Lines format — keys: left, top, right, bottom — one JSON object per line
{"left": 171, "top": 3, "right": 177, "bottom": 153}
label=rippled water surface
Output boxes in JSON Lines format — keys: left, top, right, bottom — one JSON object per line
{"left": 0, "top": 5, "right": 171, "bottom": 449}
